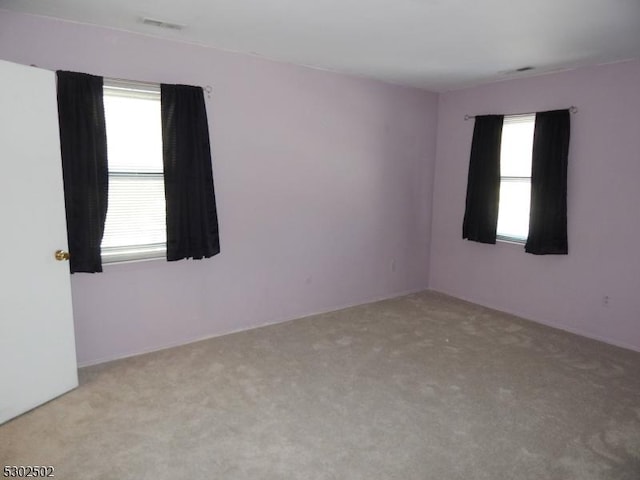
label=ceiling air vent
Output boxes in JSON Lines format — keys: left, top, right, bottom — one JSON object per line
{"left": 499, "top": 66, "right": 535, "bottom": 76}
{"left": 140, "top": 17, "right": 185, "bottom": 30}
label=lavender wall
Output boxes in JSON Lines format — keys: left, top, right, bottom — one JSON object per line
{"left": 430, "top": 60, "right": 640, "bottom": 352}
{"left": 0, "top": 10, "right": 438, "bottom": 365}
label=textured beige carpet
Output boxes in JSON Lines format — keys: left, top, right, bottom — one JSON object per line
{"left": 1, "top": 291, "right": 639, "bottom": 479}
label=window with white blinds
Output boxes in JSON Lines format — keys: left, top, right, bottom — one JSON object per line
{"left": 496, "top": 114, "right": 535, "bottom": 242}
{"left": 101, "top": 79, "right": 166, "bottom": 263}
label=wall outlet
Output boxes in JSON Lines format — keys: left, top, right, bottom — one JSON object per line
{"left": 602, "top": 295, "right": 610, "bottom": 306}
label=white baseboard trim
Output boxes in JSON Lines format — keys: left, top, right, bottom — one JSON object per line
{"left": 428, "top": 287, "right": 640, "bottom": 354}
{"left": 77, "top": 285, "right": 429, "bottom": 368}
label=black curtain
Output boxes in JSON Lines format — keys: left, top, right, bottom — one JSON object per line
{"left": 525, "top": 109, "right": 570, "bottom": 255}
{"left": 56, "top": 71, "right": 108, "bottom": 273}
{"left": 161, "top": 84, "right": 220, "bottom": 261}
{"left": 462, "top": 115, "right": 504, "bottom": 244}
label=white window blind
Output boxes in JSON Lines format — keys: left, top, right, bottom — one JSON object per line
{"left": 496, "top": 114, "right": 535, "bottom": 242}
{"left": 101, "top": 79, "right": 166, "bottom": 263}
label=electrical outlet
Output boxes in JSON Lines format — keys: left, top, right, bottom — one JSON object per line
{"left": 602, "top": 295, "right": 610, "bottom": 306}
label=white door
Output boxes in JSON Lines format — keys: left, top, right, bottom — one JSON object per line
{"left": 0, "top": 59, "right": 78, "bottom": 424}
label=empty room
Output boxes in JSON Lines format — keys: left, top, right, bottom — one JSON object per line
{"left": 1, "top": 1, "right": 639, "bottom": 479}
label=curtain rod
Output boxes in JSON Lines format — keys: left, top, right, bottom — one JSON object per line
{"left": 464, "top": 105, "right": 578, "bottom": 121}
{"left": 31, "top": 64, "right": 212, "bottom": 98}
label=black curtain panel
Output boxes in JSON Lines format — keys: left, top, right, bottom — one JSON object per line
{"left": 462, "top": 115, "right": 504, "bottom": 244}
{"left": 525, "top": 109, "right": 570, "bottom": 255}
{"left": 161, "top": 84, "right": 220, "bottom": 261}
{"left": 56, "top": 71, "right": 108, "bottom": 273}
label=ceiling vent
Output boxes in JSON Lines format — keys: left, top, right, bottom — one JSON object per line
{"left": 140, "top": 17, "right": 185, "bottom": 30}
{"left": 500, "top": 66, "right": 535, "bottom": 76}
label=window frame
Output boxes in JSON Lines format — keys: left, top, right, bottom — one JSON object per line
{"left": 101, "top": 78, "right": 167, "bottom": 264}
{"left": 496, "top": 113, "right": 535, "bottom": 244}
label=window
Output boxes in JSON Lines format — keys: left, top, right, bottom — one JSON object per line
{"left": 463, "top": 109, "right": 569, "bottom": 253}
{"left": 496, "top": 114, "right": 535, "bottom": 242}
{"left": 101, "top": 79, "right": 166, "bottom": 263}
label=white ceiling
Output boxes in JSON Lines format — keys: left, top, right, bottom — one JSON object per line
{"left": 1, "top": 0, "right": 639, "bottom": 91}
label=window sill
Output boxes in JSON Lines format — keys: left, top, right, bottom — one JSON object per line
{"left": 496, "top": 235, "right": 526, "bottom": 246}
{"left": 102, "top": 244, "right": 166, "bottom": 265}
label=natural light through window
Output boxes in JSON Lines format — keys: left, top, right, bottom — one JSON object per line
{"left": 496, "top": 114, "right": 535, "bottom": 242}
{"left": 102, "top": 80, "right": 166, "bottom": 263}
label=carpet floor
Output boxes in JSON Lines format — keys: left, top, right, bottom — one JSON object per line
{"left": 1, "top": 291, "right": 639, "bottom": 479}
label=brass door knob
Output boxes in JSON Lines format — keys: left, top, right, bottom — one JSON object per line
{"left": 54, "top": 250, "right": 70, "bottom": 261}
